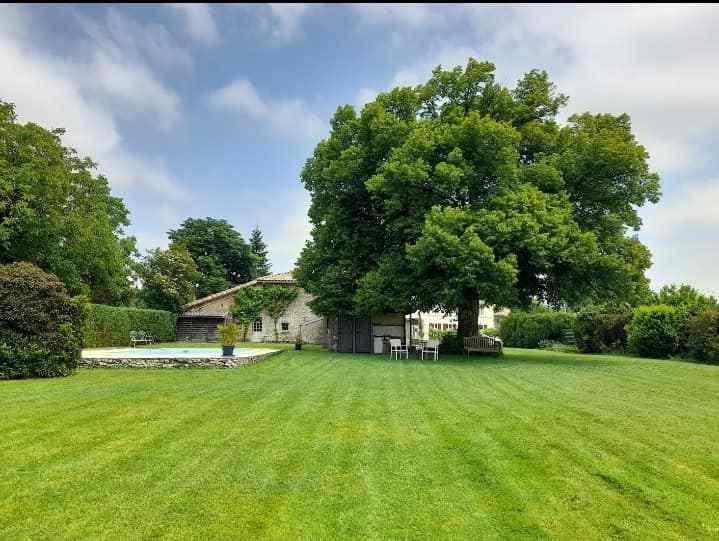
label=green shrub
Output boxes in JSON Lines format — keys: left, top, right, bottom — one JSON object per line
{"left": 482, "top": 328, "right": 499, "bottom": 337}
{"left": 429, "top": 329, "right": 456, "bottom": 340}
{"left": 684, "top": 309, "right": 719, "bottom": 364}
{"left": 83, "top": 304, "right": 176, "bottom": 347}
{"left": 626, "top": 305, "right": 683, "bottom": 359}
{"left": 574, "top": 308, "right": 632, "bottom": 353}
{"left": 217, "top": 323, "right": 240, "bottom": 346}
{"left": 438, "top": 333, "right": 464, "bottom": 354}
{"left": 0, "top": 262, "right": 83, "bottom": 379}
{"left": 500, "top": 310, "right": 576, "bottom": 348}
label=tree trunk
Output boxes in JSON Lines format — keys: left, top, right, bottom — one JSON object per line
{"left": 457, "top": 292, "right": 479, "bottom": 339}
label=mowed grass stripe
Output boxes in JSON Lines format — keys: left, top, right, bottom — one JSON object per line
{"left": 2, "top": 348, "right": 719, "bottom": 539}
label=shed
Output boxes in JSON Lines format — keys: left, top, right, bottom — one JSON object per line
{"left": 327, "top": 313, "right": 406, "bottom": 353}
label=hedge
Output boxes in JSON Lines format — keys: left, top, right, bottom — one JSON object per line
{"left": 500, "top": 310, "right": 576, "bottom": 348}
{"left": 83, "top": 304, "right": 176, "bottom": 348}
{"left": 684, "top": 309, "right": 719, "bottom": 364}
{"left": 626, "top": 304, "right": 683, "bottom": 359}
{"left": 0, "top": 262, "right": 83, "bottom": 379}
{"left": 574, "top": 308, "right": 632, "bottom": 353}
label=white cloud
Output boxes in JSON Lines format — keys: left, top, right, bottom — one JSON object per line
{"left": 353, "top": 4, "right": 437, "bottom": 27}
{"left": 168, "top": 4, "right": 219, "bottom": 45}
{"left": 265, "top": 4, "right": 310, "bottom": 42}
{"left": 0, "top": 7, "right": 188, "bottom": 201}
{"left": 354, "top": 87, "right": 378, "bottom": 110}
{"left": 207, "top": 78, "right": 325, "bottom": 141}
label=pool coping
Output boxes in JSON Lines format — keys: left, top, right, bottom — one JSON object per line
{"left": 79, "top": 347, "right": 282, "bottom": 369}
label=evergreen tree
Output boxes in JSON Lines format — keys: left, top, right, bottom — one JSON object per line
{"left": 249, "top": 226, "right": 271, "bottom": 277}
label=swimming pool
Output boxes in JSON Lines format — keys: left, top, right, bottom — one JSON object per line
{"left": 80, "top": 346, "right": 281, "bottom": 368}
{"left": 82, "top": 347, "right": 267, "bottom": 359}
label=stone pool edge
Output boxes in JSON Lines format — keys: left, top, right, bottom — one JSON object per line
{"left": 78, "top": 349, "right": 282, "bottom": 369}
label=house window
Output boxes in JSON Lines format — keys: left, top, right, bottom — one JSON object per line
{"left": 253, "top": 318, "right": 263, "bottom": 332}
{"left": 281, "top": 321, "right": 290, "bottom": 331}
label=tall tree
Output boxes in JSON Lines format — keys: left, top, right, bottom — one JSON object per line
{"left": 134, "top": 246, "right": 201, "bottom": 313}
{"left": 249, "top": 226, "right": 271, "bottom": 277}
{"left": 295, "top": 59, "right": 660, "bottom": 338}
{"left": 0, "top": 100, "right": 136, "bottom": 304}
{"left": 168, "top": 217, "right": 256, "bottom": 297}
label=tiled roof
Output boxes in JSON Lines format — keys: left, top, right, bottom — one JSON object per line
{"left": 180, "top": 272, "right": 296, "bottom": 311}
{"left": 256, "top": 271, "right": 295, "bottom": 284}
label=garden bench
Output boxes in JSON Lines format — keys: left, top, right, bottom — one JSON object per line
{"left": 464, "top": 335, "right": 503, "bottom": 356}
{"left": 130, "top": 331, "right": 154, "bottom": 348}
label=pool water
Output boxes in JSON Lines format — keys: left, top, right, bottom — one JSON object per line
{"left": 82, "top": 347, "right": 259, "bottom": 359}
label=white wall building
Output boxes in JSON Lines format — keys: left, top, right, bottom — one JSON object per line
{"left": 406, "top": 304, "right": 510, "bottom": 340}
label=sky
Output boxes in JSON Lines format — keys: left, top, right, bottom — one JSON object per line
{"left": 1, "top": 4, "right": 718, "bottom": 295}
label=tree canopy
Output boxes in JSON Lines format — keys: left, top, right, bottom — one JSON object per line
{"left": 168, "top": 217, "right": 256, "bottom": 298}
{"left": 134, "top": 246, "right": 201, "bottom": 313}
{"left": 295, "top": 59, "right": 660, "bottom": 337}
{"left": 0, "top": 100, "right": 136, "bottom": 304}
{"left": 249, "top": 226, "right": 271, "bottom": 277}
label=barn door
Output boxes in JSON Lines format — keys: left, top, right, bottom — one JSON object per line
{"left": 354, "top": 318, "right": 372, "bottom": 353}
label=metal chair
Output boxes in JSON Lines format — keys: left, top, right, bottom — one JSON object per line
{"left": 421, "top": 339, "right": 440, "bottom": 361}
{"left": 389, "top": 338, "right": 408, "bottom": 360}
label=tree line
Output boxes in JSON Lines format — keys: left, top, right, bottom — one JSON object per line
{"left": 0, "top": 100, "right": 271, "bottom": 313}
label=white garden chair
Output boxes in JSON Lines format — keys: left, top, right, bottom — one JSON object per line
{"left": 389, "top": 339, "right": 408, "bottom": 360}
{"left": 421, "top": 339, "right": 440, "bottom": 361}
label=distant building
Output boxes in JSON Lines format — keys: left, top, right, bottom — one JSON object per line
{"left": 406, "top": 305, "right": 510, "bottom": 340}
{"left": 177, "top": 272, "right": 325, "bottom": 343}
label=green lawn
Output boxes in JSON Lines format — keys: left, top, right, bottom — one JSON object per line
{"left": 1, "top": 348, "right": 718, "bottom": 540}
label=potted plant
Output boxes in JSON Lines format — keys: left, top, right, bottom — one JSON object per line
{"left": 295, "top": 334, "right": 303, "bottom": 351}
{"left": 217, "top": 323, "right": 240, "bottom": 356}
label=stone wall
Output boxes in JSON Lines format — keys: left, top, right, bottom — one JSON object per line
{"left": 251, "top": 289, "right": 325, "bottom": 344}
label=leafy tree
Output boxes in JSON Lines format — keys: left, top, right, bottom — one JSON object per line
{"left": 168, "top": 217, "right": 256, "bottom": 297}
{"left": 134, "top": 246, "right": 201, "bottom": 313}
{"left": 296, "top": 59, "right": 660, "bottom": 338}
{"left": 231, "top": 286, "right": 267, "bottom": 341}
{"left": 655, "top": 283, "right": 718, "bottom": 313}
{"left": 249, "top": 226, "right": 271, "bottom": 277}
{"left": 0, "top": 100, "right": 136, "bottom": 304}
{"left": 261, "top": 285, "right": 299, "bottom": 341}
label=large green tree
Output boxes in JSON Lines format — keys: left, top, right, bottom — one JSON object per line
{"left": 168, "top": 217, "right": 256, "bottom": 298}
{"left": 0, "top": 100, "right": 136, "bottom": 304}
{"left": 295, "top": 59, "right": 660, "bottom": 338}
{"left": 249, "top": 226, "right": 271, "bottom": 277}
{"left": 134, "top": 246, "right": 201, "bottom": 313}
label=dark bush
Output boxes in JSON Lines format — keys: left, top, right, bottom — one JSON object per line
{"left": 500, "top": 310, "right": 576, "bottom": 348}
{"left": 83, "top": 304, "right": 176, "bottom": 347}
{"left": 574, "top": 308, "right": 633, "bottom": 353}
{"left": 626, "top": 304, "right": 683, "bottom": 359}
{"left": 0, "top": 262, "right": 83, "bottom": 379}
{"left": 684, "top": 309, "right": 719, "bottom": 364}
{"left": 438, "top": 333, "right": 464, "bottom": 354}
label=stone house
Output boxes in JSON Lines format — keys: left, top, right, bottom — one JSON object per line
{"left": 177, "top": 272, "right": 326, "bottom": 344}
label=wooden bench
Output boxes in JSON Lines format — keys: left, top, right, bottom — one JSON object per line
{"left": 464, "top": 335, "right": 503, "bottom": 356}
{"left": 130, "top": 331, "right": 154, "bottom": 348}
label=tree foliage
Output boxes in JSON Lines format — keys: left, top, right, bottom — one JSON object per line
{"left": 231, "top": 286, "right": 267, "bottom": 341}
{"left": 262, "top": 286, "right": 299, "bottom": 341}
{"left": 249, "top": 226, "right": 271, "bottom": 277}
{"left": 134, "top": 246, "right": 201, "bottom": 313}
{"left": 655, "top": 283, "right": 718, "bottom": 313}
{"left": 295, "top": 59, "right": 660, "bottom": 337}
{"left": 168, "top": 217, "right": 256, "bottom": 298}
{"left": 0, "top": 100, "right": 136, "bottom": 304}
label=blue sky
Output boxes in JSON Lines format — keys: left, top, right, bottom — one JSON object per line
{"left": 1, "top": 4, "right": 718, "bottom": 295}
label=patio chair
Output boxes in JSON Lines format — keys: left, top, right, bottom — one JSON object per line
{"left": 420, "top": 339, "right": 440, "bottom": 361}
{"left": 389, "top": 338, "right": 408, "bottom": 360}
